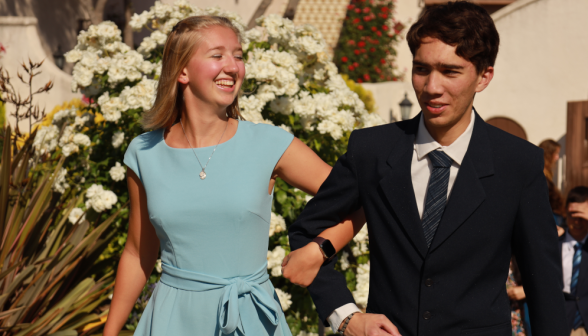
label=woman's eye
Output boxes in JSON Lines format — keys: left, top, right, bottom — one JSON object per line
{"left": 212, "top": 55, "right": 222, "bottom": 58}
{"left": 235, "top": 55, "right": 243, "bottom": 60}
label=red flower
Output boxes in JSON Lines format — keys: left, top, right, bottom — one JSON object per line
{"left": 376, "top": 31, "right": 382, "bottom": 36}
{"left": 348, "top": 65, "right": 355, "bottom": 71}
{"left": 358, "top": 25, "right": 364, "bottom": 30}
{"left": 381, "top": 13, "right": 388, "bottom": 19}
{"left": 382, "top": 25, "right": 389, "bottom": 31}
{"left": 358, "top": 41, "right": 366, "bottom": 47}
{"left": 353, "top": 62, "right": 359, "bottom": 67}
{"left": 353, "top": 18, "right": 360, "bottom": 24}
{"left": 363, "top": 7, "right": 370, "bottom": 13}
{"left": 355, "top": 8, "right": 361, "bottom": 13}
{"left": 347, "top": 40, "right": 356, "bottom": 46}
{"left": 381, "top": 6, "right": 389, "bottom": 12}
{"left": 375, "top": 67, "right": 382, "bottom": 73}
{"left": 361, "top": 48, "right": 366, "bottom": 53}
{"left": 341, "top": 56, "right": 349, "bottom": 63}
{"left": 363, "top": 74, "right": 370, "bottom": 81}
{"left": 354, "top": 49, "right": 360, "bottom": 55}
{"left": 380, "top": 58, "right": 386, "bottom": 64}
{"left": 371, "top": 26, "right": 378, "bottom": 32}
{"left": 357, "top": 78, "right": 363, "bottom": 83}
{"left": 370, "top": 47, "right": 376, "bottom": 52}
{"left": 347, "top": 4, "right": 354, "bottom": 10}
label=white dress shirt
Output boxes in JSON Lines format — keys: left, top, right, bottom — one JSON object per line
{"left": 562, "top": 232, "right": 588, "bottom": 293}
{"left": 327, "top": 110, "right": 475, "bottom": 331}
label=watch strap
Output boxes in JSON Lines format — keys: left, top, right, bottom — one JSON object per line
{"left": 312, "top": 237, "right": 335, "bottom": 261}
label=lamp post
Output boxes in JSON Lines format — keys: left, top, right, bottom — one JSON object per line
{"left": 53, "top": 45, "right": 65, "bottom": 70}
{"left": 399, "top": 93, "right": 413, "bottom": 121}
{"left": 389, "top": 108, "right": 397, "bottom": 123}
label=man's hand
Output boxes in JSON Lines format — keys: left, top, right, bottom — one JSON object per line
{"left": 507, "top": 286, "right": 526, "bottom": 301}
{"left": 569, "top": 202, "right": 588, "bottom": 221}
{"left": 343, "top": 313, "right": 401, "bottom": 336}
{"left": 281, "top": 242, "right": 324, "bottom": 287}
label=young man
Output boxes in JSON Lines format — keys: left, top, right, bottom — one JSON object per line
{"left": 286, "top": 2, "right": 567, "bottom": 335}
{"left": 562, "top": 186, "right": 588, "bottom": 336}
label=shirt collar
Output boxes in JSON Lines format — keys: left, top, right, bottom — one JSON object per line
{"left": 414, "top": 109, "right": 475, "bottom": 165}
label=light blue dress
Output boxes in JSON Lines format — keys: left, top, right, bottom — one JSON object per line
{"left": 124, "top": 120, "right": 294, "bottom": 336}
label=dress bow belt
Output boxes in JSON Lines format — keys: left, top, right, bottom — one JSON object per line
{"left": 160, "top": 263, "right": 281, "bottom": 335}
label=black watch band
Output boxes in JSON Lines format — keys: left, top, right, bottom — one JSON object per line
{"left": 312, "top": 237, "right": 337, "bottom": 262}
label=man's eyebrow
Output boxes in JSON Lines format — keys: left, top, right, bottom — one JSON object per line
{"left": 412, "top": 60, "right": 464, "bottom": 70}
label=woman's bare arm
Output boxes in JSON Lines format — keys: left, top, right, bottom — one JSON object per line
{"left": 103, "top": 170, "right": 160, "bottom": 336}
{"left": 273, "top": 138, "right": 366, "bottom": 286}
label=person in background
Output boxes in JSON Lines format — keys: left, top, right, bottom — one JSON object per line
{"left": 562, "top": 186, "right": 588, "bottom": 336}
{"left": 539, "top": 139, "right": 566, "bottom": 229}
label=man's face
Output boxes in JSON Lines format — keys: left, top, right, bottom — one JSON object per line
{"left": 412, "top": 37, "right": 493, "bottom": 133}
{"left": 567, "top": 201, "right": 588, "bottom": 238}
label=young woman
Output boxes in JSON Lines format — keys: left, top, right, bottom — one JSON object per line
{"left": 103, "top": 16, "right": 362, "bottom": 336}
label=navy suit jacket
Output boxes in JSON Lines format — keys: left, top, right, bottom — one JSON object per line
{"left": 560, "top": 232, "right": 588, "bottom": 333}
{"left": 289, "top": 112, "right": 567, "bottom": 336}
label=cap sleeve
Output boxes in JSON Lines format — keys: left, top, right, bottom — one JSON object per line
{"left": 124, "top": 136, "right": 143, "bottom": 183}
{"left": 256, "top": 124, "right": 295, "bottom": 169}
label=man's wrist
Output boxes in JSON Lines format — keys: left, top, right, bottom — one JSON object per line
{"left": 338, "top": 312, "right": 360, "bottom": 334}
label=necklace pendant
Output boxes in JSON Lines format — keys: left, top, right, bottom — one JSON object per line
{"left": 199, "top": 170, "right": 207, "bottom": 180}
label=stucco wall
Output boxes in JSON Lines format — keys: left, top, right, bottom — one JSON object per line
{"left": 474, "top": 0, "right": 588, "bottom": 145}
{"left": 0, "top": 16, "right": 81, "bottom": 132}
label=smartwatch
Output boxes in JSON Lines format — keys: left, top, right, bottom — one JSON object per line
{"left": 312, "top": 237, "right": 337, "bottom": 262}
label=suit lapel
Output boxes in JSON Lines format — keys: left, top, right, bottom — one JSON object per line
{"left": 379, "top": 115, "right": 428, "bottom": 258}
{"left": 579, "top": 242, "right": 588, "bottom": 293}
{"left": 429, "top": 113, "right": 495, "bottom": 252}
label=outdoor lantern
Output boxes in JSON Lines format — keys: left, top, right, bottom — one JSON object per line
{"left": 53, "top": 46, "right": 65, "bottom": 70}
{"left": 399, "top": 93, "right": 413, "bottom": 120}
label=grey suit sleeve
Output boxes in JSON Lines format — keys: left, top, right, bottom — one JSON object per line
{"left": 288, "top": 133, "right": 362, "bottom": 326}
{"left": 512, "top": 150, "right": 568, "bottom": 336}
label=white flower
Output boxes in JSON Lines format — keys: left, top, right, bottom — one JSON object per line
{"left": 267, "top": 246, "right": 286, "bottom": 277}
{"left": 339, "top": 251, "right": 350, "bottom": 271}
{"left": 85, "top": 184, "right": 118, "bottom": 213}
{"left": 73, "top": 133, "right": 91, "bottom": 147}
{"left": 129, "top": 11, "right": 151, "bottom": 30}
{"left": 112, "top": 131, "right": 125, "bottom": 148}
{"left": 61, "top": 143, "right": 79, "bottom": 157}
{"left": 297, "top": 332, "right": 318, "bottom": 336}
{"left": 64, "top": 49, "right": 83, "bottom": 63}
{"left": 52, "top": 168, "right": 69, "bottom": 194}
{"left": 275, "top": 288, "right": 292, "bottom": 311}
{"left": 52, "top": 108, "right": 77, "bottom": 123}
{"left": 109, "top": 162, "right": 126, "bottom": 181}
{"left": 68, "top": 207, "right": 86, "bottom": 224}
{"left": 353, "top": 225, "right": 369, "bottom": 243}
{"left": 72, "top": 64, "right": 93, "bottom": 88}
{"left": 352, "top": 262, "right": 370, "bottom": 307}
{"left": 269, "top": 212, "right": 286, "bottom": 237}
{"left": 33, "top": 125, "right": 59, "bottom": 155}
{"left": 155, "top": 259, "right": 162, "bottom": 273}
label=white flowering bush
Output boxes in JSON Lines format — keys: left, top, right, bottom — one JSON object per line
{"left": 31, "top": 1, "right": 382, "bottom": 333}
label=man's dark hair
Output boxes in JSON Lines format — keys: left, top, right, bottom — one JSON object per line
{"left": 567, "top": 186, "right": 588, "bottom": 206}
{"left": 406, "top": 1, "right": 500, "bottom": 74}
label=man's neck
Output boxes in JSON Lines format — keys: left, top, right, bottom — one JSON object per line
{"left": 569, "top": 230, "right": 588, "bottom": 243}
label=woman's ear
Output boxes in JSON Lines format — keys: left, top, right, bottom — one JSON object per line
{"left": 178, "top": 67, "right": 189, "bottom": 84}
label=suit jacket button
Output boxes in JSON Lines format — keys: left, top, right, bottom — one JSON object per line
{"left": 425, "top": 278, "right": 434, "bottom": 287}
{"left": 423, "top": 311, "right": 432, "bottom": 319}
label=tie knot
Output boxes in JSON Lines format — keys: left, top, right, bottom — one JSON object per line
{"left": 428, "top": 150, "right": 452, "bottom": 168}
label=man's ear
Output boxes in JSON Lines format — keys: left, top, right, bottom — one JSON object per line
{"left": 475, "top": 66, "right": 494, "bottom": 93}
{"left": 178, "top": 67, "right": 189, "bottom": 84}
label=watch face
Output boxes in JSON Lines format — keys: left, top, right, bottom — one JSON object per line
{"left": 320, "top": 239, "right": 336, "bottom": 259}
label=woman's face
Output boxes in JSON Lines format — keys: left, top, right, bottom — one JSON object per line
{"left": 552, "top": 147, "right": 560, "bottom": 167}
{"left": 178, "top": 26, "right": 245, "bottom": 112}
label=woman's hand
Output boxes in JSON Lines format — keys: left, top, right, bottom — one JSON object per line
{"left": 507, "top": 286, "right": 526, "bottom": 301}
{"left": 282, "top": 241, "right": 325, "bottom": 287}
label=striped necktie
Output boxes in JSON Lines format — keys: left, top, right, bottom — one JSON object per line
{"left": 422, "top": 150, "right": 453, "bottom": 248}
{"left": 572, "top": 242, "right": 584, "bottom": 329}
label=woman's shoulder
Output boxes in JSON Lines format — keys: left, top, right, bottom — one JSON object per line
{"left": 127, "top": 129, "right": 164, "bottom": 153}
{"left": 239, "top": 120, "right": 294, "bottom": 142}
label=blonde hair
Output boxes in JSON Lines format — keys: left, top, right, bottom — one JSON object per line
{"left": 141, "top": 16, "right": 243, "bottom": 130}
